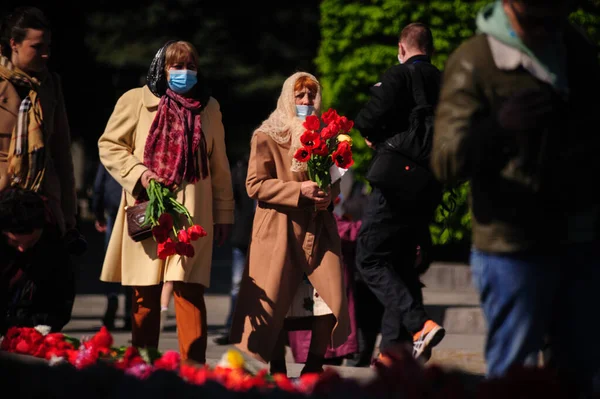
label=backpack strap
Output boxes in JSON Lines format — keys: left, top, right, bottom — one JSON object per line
{"left": 407, "top": 63, "right": 429, "bottom": 107}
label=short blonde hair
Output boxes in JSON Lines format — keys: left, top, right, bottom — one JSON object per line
{"left": 164, "top": 41, "right": 199, "bottom": 70}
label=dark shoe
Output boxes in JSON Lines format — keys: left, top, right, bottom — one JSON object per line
{"left": 269, "top": 359, "right": 287, "bottom": 376}
{"left": 301, "top": 353, "right": 325, "bottom": 375}
{"left": 300, "top": 365, "right": 324, "bottom": 375}
{"left": 102, "top": 296, "right": 118, "bottom": 330}
{"left": 212, "top": 334, "right": 231, "bottom": 346}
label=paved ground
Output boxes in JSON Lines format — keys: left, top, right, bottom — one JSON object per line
{"left": 63, "top": 216, "right": 487, "bottom": 381}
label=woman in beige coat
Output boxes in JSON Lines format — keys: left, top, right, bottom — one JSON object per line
{"left": 229, "top": 72, "right": 350, "bottom": 375}
{"left": 98, "top": 40, "right": 234, "bottom": 364}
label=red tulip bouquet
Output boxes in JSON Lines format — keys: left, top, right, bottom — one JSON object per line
{"left": 144, "top": 180, "right": 207, "bottom": 259}
{"left": 293, "top": 108, "right": 354, "bottom": 191}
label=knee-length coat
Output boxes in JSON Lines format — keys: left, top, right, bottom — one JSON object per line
{"left": 98, "top": 85, "right": 234, "bottom": 287}
{"left": 229, "top": 131, "right": 351, "bottom": 363}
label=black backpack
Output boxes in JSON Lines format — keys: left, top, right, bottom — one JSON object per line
{"left": 366, "top": 63, "right": 441, "bottom": 198}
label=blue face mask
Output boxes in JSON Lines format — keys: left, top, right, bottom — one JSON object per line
{"left": 296, "top": 105, "right": 314, "bottom": 120}
{"left": 168, "top": 69, "right": 198, "bottom": 94}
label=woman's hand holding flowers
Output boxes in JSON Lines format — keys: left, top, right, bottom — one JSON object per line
{"left": 141, "top": 170, "right": 165, "bottom": 189}
{"left": 300, "top": 181, "right": 331, "bottom": 211}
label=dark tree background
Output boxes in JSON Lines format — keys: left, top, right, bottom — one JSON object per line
{"left": 1, "top": 0, "right": 322, "bottom": 191}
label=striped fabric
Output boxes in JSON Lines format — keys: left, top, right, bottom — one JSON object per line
{"left": 0, "top": 55, "right": 46, "bottom": 191}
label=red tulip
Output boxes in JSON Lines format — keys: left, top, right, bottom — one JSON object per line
{"left": 158, "top": 238, "right": 177, "bottom": 259}
{"left": 332, "top": 141, "right": 354, "bottom": 169}
{"left": 177, "top": 228, "right": 191, "bottom": 244}
{"left": 302, "top": 115, "right": 320, "bottom": 131}
{"left": 188, "top": 225, "right": 207, "bottom": 241}
{"left": 293, "top": 147, "right": 311, "bottom": 162}
{"left": 152, "top": 225, "right": 170, "bottom": 243}
{"left": 321, "top": 108, "right": 339, "bottom": 125}
{"left": 157, "top": 212, "right": 174, "bottom": 230}
{"left": 300, "top": 130, "right": 321, "bottom": 149}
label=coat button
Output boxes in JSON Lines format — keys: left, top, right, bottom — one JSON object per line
{"left": 120, "top": 169, "right": 127, "bottom": 177}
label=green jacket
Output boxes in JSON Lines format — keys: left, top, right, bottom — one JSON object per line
{"left": 431, "top": 25, "right": 600, "bottom": 253}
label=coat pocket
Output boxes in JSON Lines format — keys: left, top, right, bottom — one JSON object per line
{"left": 252, "top": 208, "right": 274, "bottom": 240}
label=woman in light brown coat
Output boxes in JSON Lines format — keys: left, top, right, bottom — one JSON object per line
{"left": 229, "top": 71, "right": 351, "bottom": 375}
{"left": 98, "top": 40, "right": 234, "bottom": 364}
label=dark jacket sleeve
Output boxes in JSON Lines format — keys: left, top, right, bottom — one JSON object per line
{"left": 92, "top": 164, "right": 107, "bottom": 221}
{"left": 354, "top": 66, "right": 409, "bottom": 143}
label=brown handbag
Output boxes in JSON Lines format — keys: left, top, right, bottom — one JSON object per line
{"left": 125, "top": 200, "right": 153, "bottom": 242}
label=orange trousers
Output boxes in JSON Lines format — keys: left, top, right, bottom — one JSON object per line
{"left": 131, "top": 282, "right": 207, "bottom": 363}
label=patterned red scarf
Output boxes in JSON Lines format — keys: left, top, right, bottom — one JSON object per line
{"left": 144, "top": 88, "right": 208, "bottom": 188}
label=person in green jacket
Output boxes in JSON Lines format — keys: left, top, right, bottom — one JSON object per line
{"left": 432, "top": 0, "right": 600, "bottom": 395}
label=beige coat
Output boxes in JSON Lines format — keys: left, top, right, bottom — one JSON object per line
{"left": 0, "top": 72, "right": 77, "bottom": 234}
{"left": 98, "top": 86, "right": 234, "bottom": 287}
{"left": 229, "top": 131, "right": 351, "bottom": 363}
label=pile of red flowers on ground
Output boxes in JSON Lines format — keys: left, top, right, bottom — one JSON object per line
{"left": 0, "top": 326, "right": 569, "bottom": 398}
{"left": 0, "top": 326, "right": 328, "bottom": 394}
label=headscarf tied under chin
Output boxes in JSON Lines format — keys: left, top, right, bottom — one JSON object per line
{"left": 143, "top": 41, "right": 208, "bottom": 189}
{"left": 253, "top": 71, "right": 322, "bottom": 172}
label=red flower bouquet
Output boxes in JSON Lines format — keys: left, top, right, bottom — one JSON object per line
{"left": 143, "top": 180, "right": 207, "bottom": 259}
{"left": 293, "top": 108, "right": 354, "bottom": 190}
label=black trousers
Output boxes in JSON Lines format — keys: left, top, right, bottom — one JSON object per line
{"left": 355, "top": 186, "right": 434, "bottom": 352}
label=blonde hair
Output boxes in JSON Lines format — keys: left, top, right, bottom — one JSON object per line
{"left": 164, "top": 41, "right": 199, "bottom": 71}
{"left": 253, "top": 71, "right": 322, "bottom": 172}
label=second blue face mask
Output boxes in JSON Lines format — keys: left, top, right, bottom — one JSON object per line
{"left": 168, "top": 69, "right": 198, "bottom": 94}
{"left": 296, "top": 105, "right": 315, "bottom": 120}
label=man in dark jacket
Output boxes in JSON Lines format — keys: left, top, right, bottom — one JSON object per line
{"left": 0, "top": 188, "right": 75, "bottom": 334}
{"left": 431, "top": 0, "right": 600, "bottom": 394}
{"left": 354, "top": 22, "right": 445, "bottom": 366}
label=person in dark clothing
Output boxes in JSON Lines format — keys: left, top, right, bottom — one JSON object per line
{"left": 354, "top": 22, "right": 445, "bottom": 366}
{"left": 92, "top": 163, "right": 132, "bottom": 331}
{"left": 431, "top": 1, "right": 600, "bottom": 395}
{"left": 213, "top": 154, "right": 256, "bottom": 345}
{"left": 0, "top": 188, "right": 75, "bottom": 334}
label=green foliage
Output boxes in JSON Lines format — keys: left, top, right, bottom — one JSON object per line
{"left": 430, "top": 181, "right": 472, "bottom": 245}
{"left": 316, "top": 0, "right": 488, "bottom": 195}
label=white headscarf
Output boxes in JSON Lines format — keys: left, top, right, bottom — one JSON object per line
{"left": 253, "top": 71, "right": 322, "bottom": 172}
